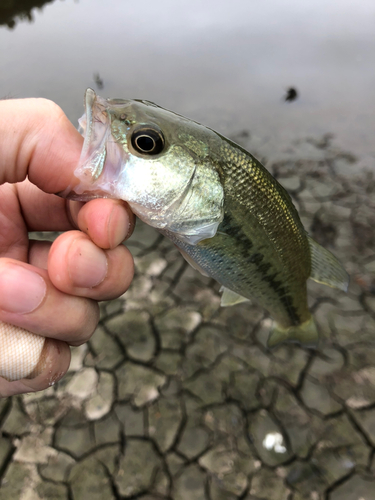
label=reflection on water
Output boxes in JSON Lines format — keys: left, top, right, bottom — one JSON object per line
{"left": 0, "top": 0, "right": 55, "bottom": 29}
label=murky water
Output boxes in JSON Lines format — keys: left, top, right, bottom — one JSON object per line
{"left": 1, "top": 0, "right": 374, "bottom": 168}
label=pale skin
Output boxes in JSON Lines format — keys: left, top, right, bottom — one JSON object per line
{"left": 0, "top": 98, "right": 135, "bottom": 397}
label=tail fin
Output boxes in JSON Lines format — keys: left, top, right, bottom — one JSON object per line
{"left": 267, "top": 316, "right": 318, "bottom": 348}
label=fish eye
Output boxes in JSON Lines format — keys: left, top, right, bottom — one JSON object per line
{"left": 131, "top": 127, "right": 164, "bottom": 155}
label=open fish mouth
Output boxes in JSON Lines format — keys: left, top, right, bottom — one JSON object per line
{"left": 79, "top": 88, "right": 110, "bottom": 181}
{"left": 61, "top": 88, "right": 127, "bottom": 201}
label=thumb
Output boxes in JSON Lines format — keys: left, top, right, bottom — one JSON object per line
{"left": 0, "top": 98, "right": 83, "bottom": 193}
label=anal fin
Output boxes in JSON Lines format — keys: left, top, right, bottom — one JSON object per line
{"left": 307, "top": 235, "right": 349, "bottom": 292}
{"left": 220, "top": 286, "right": 250, "bottom": 307}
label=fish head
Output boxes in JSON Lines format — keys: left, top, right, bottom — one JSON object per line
{"left": 64, "top": 88, "right": 224, "bottom": 244}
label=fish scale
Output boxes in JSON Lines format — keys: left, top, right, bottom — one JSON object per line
{"left": 213, "top": 140, "right": 310, "bottom": 323}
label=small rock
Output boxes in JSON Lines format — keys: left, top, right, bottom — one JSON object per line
{"left": 248, "top": 410, "right": 292, "bottom": 466}
{"left": 2, "top": 398, "right": 32, "bottom": 436}
{"left": 36, "top": 480, "right": 68, "bottom": 500}
{"left": 68, "top": 344, "right": 88, "bottom": 372}
{"left": 116, "top": 361, "right": 166, "bottom": 407}
{"left": 114, "top": 403, "right": 144, "bottom": 436}
{"left": 177, "top": 421, "right": 210, "bottom": 459}
{"left": 286, "top": 461, "right": 327, "bottom": 497}
{"left": 308, "top": 348, "right": 345, "bottom": 378}
{"left": 93, "top": 445, "right": 120, "bottom": 475}
{"left": 134, "top": 252, "right": 167, "bottom": 276}
{"left": 154, "top": 307, "right": 201, "bottom": 350}
{"left": 203, "top": 404, "right": 243, "bottom": 437}
{"left": 39, "top": 451, "right": 76, "bottom": 482}
{"left": 93, "top": 413, "right": 121, "bottom": 446}
{"left": 69, "top": 455, "right": 114, "bottom": 500}
{"left": 330, "top": 472, "right": 375, "bottom": 500}
{"left": 85, "top": 371, "right": 115, "bottom": 420}
{"left": 300, "top": 376, "right": 342, "bottom": 416}
{"left": 152, "top": 467, "right": 171, "bottom": 497}
{"left": 148, "top": 396, "right": 183, "bottom": 452}
{"left": 199, "top": 444, "right": 250, "bottom": 495}
{"left": 154, "top": 351, "right": 183, "bottom": 375}
{"left": 183, "top": 325, "right": 228, "bottom": 377}
{"left": 0, "top": 462, "right": 40, "bottom": 499}
{"left": 13, "top": 435, "right": 57, "bottom": 464}
{"left": 352, "top": 407, "right": 375, "bottom": 446}
{"left": 0, "top": 435, "right": 13, "bottom": 472}
{"left": 165, "top": 452, "right": 186, "bottom": 476}
{"left": 87, "top": 325, "right": 124, "bottom": 369}
{"left": 227, "top": 370, "right": 261, "bottom": 411}
{"left": 105, "top": 310, "right": 156, "bottom": 362}
{"left": 250, "top": 468, "right": 291, "bottom": 499}
{"left": 65, "top": 368, "right": 98, "bottom": 400}
{"left": 54, "top": 425, "right": 95, "bottom": 459}
{"left": 115, "top": 439, "right": 161, "bottom": 497}
{"left": 278, "top": 176, "right": 301, "bottom": 191}
{"left": 183, "top": 372, "right": 223, "bottom": 405}
{"left": 173, "top": 464, "right": 206, "bottom": 500}
{"left": 270, "top": 345, "right": 309, "bottom": 386}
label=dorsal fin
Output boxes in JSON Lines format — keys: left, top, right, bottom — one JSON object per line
{"left": 307, "top": 235, "right": 349, "bottom": 291}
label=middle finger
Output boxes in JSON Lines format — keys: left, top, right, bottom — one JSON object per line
{"left": 48, "top": 231, "right": 134, "bottom": 301}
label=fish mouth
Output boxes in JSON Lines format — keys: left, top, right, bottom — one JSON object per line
{"left": 60, "top": 88, "right": 125, "bottom": 201}
{"left": 80, "top": 88, "right": 109, "bottom": 181}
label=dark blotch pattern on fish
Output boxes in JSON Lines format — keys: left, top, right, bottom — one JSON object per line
{"left": 221, "top": 213, "right": 300, "bottom": 325}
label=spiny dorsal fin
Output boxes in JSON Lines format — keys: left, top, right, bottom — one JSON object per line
{"left": 307, "top": 235, "right": 349, "bottom": 292}
{"left": 220, "top": 286, "right": 250, "bottom": 307}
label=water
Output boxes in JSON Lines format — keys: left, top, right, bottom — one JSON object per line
{"left": 1, "top": 0, "right": 374, "bottom": 168}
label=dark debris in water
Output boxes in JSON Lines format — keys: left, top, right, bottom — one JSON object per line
{"left": 93, "top": 73, "right": 104, "bottom": 90}
{"left": 285, "top": 87, "right": 298, "bottom": 102}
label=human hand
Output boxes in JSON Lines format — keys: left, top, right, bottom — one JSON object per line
{"left": 0, "top": 98, "right": 135, "bottom": 397}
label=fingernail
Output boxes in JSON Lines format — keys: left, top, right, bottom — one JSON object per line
{"left": 68, "top": 238, "right": 108, "bottom": 288}
{"left": 108, "top": 203, "right": 132, "bottom": 248}
{"left": 0, "top": 264, "right": 47, "bottom": 314}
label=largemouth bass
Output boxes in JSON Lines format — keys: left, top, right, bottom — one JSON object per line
{"left": 63, "top": 88, "right": 349, "bottom": 347}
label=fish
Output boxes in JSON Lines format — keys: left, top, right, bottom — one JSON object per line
{"left": 62, "top": 88, "right": 349, "bottom": 348}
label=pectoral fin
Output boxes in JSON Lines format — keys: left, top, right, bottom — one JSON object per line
{"left": 307, "top": 236, "right": 349, "bottom": 292}
{"left": 220, "top": 287, "right": 250, "bottom": 307}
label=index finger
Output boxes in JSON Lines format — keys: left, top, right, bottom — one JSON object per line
{"left": 0, "top": 98, "right": 82, "bottom": 192}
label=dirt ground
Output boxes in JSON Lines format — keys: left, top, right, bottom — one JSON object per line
{"left": 1, "top": 135, "right": 374, "bottom": 500}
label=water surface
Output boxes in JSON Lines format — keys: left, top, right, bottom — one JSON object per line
{"left": 1, "top": 0, "right": 374, "bottom": 167}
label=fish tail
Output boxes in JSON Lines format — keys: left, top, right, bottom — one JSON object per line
{"left": 267, "top": 316, "right": 318, "bottom": 348}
